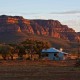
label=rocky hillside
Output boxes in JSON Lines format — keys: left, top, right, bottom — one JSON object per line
{"left": 0, "top": 15, "right": 79, "bottom": 42}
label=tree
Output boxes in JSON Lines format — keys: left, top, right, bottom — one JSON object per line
{"left": 16, "top": 45, "right": 26, "bottom": 59}
{"left": 0, "top": 45, "right": 14, "bottom": 60}
{"left": 21, "top": 39, "right": 51, "bottom": 59}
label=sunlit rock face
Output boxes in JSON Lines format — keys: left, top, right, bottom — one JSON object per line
{"left": 0, "top": 15, "right": 79, "bottom": 41}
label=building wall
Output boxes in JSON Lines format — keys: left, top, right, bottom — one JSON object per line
{"left": 42, "top": 52, "right": 65, "bottom": 60}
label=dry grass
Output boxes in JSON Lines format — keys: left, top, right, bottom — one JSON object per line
{"left": 0, "top": 60, "right": 80, "bottom": 80}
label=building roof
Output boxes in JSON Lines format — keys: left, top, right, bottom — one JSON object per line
{"left": 42, "top": 48, "right": 60, "bottom": 53}
{"left": 42, "top": 48, "right": 68, "bottom": 54}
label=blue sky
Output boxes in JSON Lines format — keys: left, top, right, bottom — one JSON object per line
{"left": 0, "top": 0, "right": 80, "bottom": 32}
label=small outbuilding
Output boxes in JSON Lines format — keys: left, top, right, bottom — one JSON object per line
{"left": 41, "top": 48, "right": 68, "bottom": 60}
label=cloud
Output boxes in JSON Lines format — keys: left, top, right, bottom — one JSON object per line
{"left": 50, "top": 10, "right": 80, "bottom": 14}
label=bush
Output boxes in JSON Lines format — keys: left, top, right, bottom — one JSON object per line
{"left": 75, "top": 58, "right": 80, "bottom": 67}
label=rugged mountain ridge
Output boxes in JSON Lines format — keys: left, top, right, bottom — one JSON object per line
{"left": 0, "top": 15, "right": 79, "bottom": 42}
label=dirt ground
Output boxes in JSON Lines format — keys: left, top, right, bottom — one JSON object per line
{"left": 0, "top": 60, "right": 80, "bottom": 80}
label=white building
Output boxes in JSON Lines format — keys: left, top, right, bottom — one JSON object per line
{"left": 41, "top": 48, "right": 68, "bottom": 60}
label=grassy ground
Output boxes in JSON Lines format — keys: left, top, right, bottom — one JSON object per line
{"left": 0, "top": 60, "right": 80, "bottom": 80}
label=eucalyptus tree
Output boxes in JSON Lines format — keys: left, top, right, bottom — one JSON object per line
{"left": 0, "top": 44, "right": 14, "bottom": 60}
{"left": 16, "top": 45, "right": 26, "bottom": 59}
{"left": 21, "top": 39, "right": 51, "bottom": 59}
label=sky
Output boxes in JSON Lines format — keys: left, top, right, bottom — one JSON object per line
{"left": 0, "top": 0, "right": 80, "bottom": 32}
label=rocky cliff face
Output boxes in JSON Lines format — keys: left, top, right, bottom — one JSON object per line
{"left": 0, "top": 15, "right": 79, "bottom": 41}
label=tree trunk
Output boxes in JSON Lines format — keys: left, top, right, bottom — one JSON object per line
{"left": 2, "top": 55, "right": 6, "bottom": 60}
{"left": 10, "top": 55, "right": 13, "bottom": 60}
